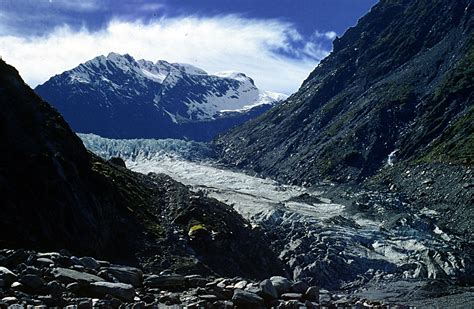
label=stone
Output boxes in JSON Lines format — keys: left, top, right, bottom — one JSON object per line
{"left": 97, "top": 260, "right": 110, "bottom": 268}
{"left": 70, "top": 257, "right": 81, "bottom": 266}
{"left": 23, "top": 266, "right": 41, "bottom": 276}
{"left": 144, "top": 274, "right": 185, "bottom": 289}
{"left": 88, "top": 282, "right": 135, "bottom": 302}
{"left": 1, "top": 297, "right": 18, "bottom": 305}
{"left": 198, "top": 295, "right": 219, "bottom": 302}
{"left": 234, "top": 280, "right": 248, "bottom": 289}
{"left": 232, "top": 289, "right": 264, "bottom": 306}
{"left": 270, "top": 276, "right": 291, "bottom": 296}
{"left": 106, "top": 266, "right": 143, "bottom": 287}
{"left": 304, "top": 286, "right": 320, "bottom": 302}
{"left": 79, "top": 257, "right": 100, "bottom": 270}
{"left": 259, "top": 279, "right": 278, "bottom": 300}
{"left": 141, "top": 293, "right": 155, "bottom": 304}
{"left": 132, "top": 301, "right": 146, "bottom": 309}
{"left": 10, "top": 282, "right": 23, "bottom": 290}
{"left": 19, "top": 274, "right": 45, "bottom": 290}
{"left": 66, "top": 282, "right": 80, "bottom": 293}
{"left": 46, "top": 280, "right": 65, "bottom": 297}
{"left": 291, "top": 281, "right": 308, "bottom": 294}
{"left": 159, "top": 293, "right": 181, "bottom": 305}
{"left": 51, "top": 268, "right": 103, "bottom": 284}
{"left": 35, "top": 258, "right": 54, "bottom": 267}
{"left": 185, "top": 275, "right": 207, "bottom": 288}
{"left": 422, "top": 178, "right": 435, "bottom": 185}
{"left": 244, "top": 283, "right": 260, "bottom": 294}
{"left": 281, "top": 293, "right": 303, "bottom": 300}
{"left": 212, "top": 300, "right": 234, "bottom": 308}
{"left": 0, "top": 267, "right": 17, "bottom": 286}
{"left": 37, "top": 295, "right": 67, "bottom": 307}
{"left": 37, "top": 252, "right": 60, "bottom": 259}
{"left": 77, "top": 299, "right": 92, "bottom": 309}
{"left": 71, "top": 265, "right": 85, "bottom": 271}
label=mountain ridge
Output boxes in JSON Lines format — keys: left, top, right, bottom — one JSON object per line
{"left": 35, "top": 53, "right": 286, "bottom": 141}
{"left": 216, "top": 0, "right": 473, "bottom": 183}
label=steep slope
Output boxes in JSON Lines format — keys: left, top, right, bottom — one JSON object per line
{"left": 35, "top": 53, "right": 286, "bottom": 141}
{"left": 217, "top": 0, "right": 473, "bottom": 184}
{"left": 0, "top": 59, "right": 283, "bottom": 278}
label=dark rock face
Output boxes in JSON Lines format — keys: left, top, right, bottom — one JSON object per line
{"left": 35, "top": 53, "right": 285, "bottom": 141}
{"left": 0, "top": 59, "right": 138, "bottom": 259}
{"left": 216, "top": 0, "right": 473, "bottom": 184}
{"left": 0, "top": 59, "right": 283, "bottom": 279}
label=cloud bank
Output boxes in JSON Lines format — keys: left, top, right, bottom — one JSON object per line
{"left": 0, "top": 16, "right": 334, "bottom": 94}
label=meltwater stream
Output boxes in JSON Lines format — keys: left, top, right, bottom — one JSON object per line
{"left": 80, "top": 134, "right": 471, "bottom": 296}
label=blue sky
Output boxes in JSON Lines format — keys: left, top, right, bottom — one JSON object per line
{"left": 0, "top": 0, "right": 378, "bottom": 94}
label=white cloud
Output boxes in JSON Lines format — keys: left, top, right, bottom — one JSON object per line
{"left": 312, "top": 30, "right": 337, "bottom": 40}
{"left": 0, "top": 16, "right": 332, "bottom": 94}
{"left": 49, "top": 0, "right": 101, "bottom": 12}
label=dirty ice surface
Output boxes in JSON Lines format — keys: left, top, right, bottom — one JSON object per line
{"left": 80, "top": 134, "right": 470, "bottom": 295}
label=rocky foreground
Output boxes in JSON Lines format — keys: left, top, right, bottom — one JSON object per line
{"left": 0, "top": 249, "right": 411, "bottom": 308}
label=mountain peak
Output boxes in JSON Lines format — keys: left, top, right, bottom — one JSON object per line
{"left": 213, "top": 71, "right": 255, "bottom": 85}
{"left": 35, "top": 53, "right": 286, "bottom": 140}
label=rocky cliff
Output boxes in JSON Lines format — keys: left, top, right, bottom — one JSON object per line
{"left": 217, "top": 0, "right": 473, "bottom": 183}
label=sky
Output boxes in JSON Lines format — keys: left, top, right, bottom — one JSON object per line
{"left": 0, "top": 0, "right": 378, "bottom": 94}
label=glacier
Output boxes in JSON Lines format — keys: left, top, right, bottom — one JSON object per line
{"left": 80, "top": 133, "right": 473, "bottom": 298}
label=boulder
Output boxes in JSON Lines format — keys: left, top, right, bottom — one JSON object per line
{"left": 106, "top": 265, "right": 143, "bottom": 287}
{"left": 88, "top": 282, "right": 135, "bottom": 302}
{"left": 19, "top": 274, "right": 45, "bottom": 290}
{"left": 36, "top": 258, "right": 54, "bottom": 267}
{"left": 51, "top": 267, "right": 103, "bottom": 284}
{"left": 304, "top": 286, "right": 320, "bottom": 302}
{"left": 79, "top": 257, "right": 100, "bottom": 270}
{"left": 244, "top": 283, "right": 260, "bottom": 294}
{"left": 10, "top": 282, "right": 23, "bottom": 290}
{"left": 281, "top": 293, "right": 303, "bottom": 300}
{"left": 291, "top": 281, "right": 308, "bottom": 294}
{"left": 144, "top": 274, "right": 185, "bottom": 289}
{"left": 198, "top": 295, "right": 219, "bottom": 302}
{"left": 0, "top": 267, "right": 17, "bottom": 286}
{"left": 1, "top": 296, "right": 18, "bottom": 305}
{"left": 259, "top": 279, "right": 278, "bottom": 300}
{"left": 185, "top": 275, "right": 208, "bottom": 288}
{"left": 270, "top": 276, "right": 291, "bottom": 295}
{"left": 234, "top": 280, "right": 248, "bottom": 289}
{"left": 46, "top": 280, "right": 65, "bottom": 297}
{"left": 232, "top": 289, "right": 264, "bottom": 306}
{"left": 66, "top": 282, "right": 80, "bottom": 293}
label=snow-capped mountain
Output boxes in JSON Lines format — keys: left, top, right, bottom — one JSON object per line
{"left": 35, "top": 52, "right": 287, "bottom": 141}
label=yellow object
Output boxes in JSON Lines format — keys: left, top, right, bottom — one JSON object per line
{"left": 188, "top": 224, "right": 206, "bottom": 237}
